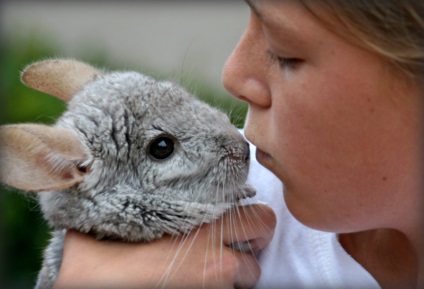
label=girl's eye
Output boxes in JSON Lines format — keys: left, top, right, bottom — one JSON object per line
{"left": 266, "top": 50, "right": 303, "bottom": 70}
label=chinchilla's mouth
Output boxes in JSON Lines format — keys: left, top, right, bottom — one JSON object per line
{"left": 223, "top": 184, "right": 256, "bottom": 203}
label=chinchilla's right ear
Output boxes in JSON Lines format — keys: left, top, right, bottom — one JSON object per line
{"left": 0, "top": 124, "right": 89, "bottom": 192}
{"left": 21, "top": 58, "right": 102, "bottom": 102}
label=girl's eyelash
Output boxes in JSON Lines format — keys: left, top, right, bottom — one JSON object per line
{"left": 266, "top": 50, "right": 302, "bottom": 70}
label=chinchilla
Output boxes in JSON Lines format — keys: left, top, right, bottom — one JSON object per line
{"left": 0, "top": 59, "right": 255, "bottom": 289}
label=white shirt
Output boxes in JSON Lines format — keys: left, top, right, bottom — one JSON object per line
{"left": 246, "top": 144, "right": 381, "bottom": 289}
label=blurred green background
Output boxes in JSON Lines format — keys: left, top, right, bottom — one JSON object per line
{"left": 0, "top": 32, "right": 247, "bottom": 288}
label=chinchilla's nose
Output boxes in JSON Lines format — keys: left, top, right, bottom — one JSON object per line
{"left": 243, "top": 141, "right": 250, "bottom": 162}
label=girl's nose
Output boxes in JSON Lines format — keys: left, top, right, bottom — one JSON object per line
{"left": 222, "top": 12, "right": 271, "bottom": 108}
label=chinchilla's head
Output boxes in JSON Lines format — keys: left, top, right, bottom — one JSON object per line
{"left": 0, "top": 59, "right": 254, "bottom": 241}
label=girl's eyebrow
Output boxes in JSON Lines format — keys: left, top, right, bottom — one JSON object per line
{"left": 243, "top": 0, "right": 282, "bottom": 29}
{"left": 243, "top": 0, "right": 300, "bottom": 41}
{"left": 244, "top": 0, "right": 264, "bottom": 19}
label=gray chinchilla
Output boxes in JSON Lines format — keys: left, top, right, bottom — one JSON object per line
{"left": 0, "top": 59, "right": 255, "bottom": 289}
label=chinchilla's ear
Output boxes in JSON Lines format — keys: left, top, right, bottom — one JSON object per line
{"left": 0, "top": 124, "right": 89, "bottom": 192}
{"left": 21, "top": 58, "right": 102, "bottom": 102}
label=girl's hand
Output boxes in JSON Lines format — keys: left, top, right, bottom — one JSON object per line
{"left": 53, "top": 204, "right": 276, "bottom": 289}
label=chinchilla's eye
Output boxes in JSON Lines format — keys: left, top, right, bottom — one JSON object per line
{"left": 148, "top": 136, "right": 175, "bottom": 160}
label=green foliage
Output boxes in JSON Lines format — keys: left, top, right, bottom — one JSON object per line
{"left": 0, "top": 33, "right": 247, "bottom": 288}
{"left": 0, "top": 34, "right": 65, "bottom": 289}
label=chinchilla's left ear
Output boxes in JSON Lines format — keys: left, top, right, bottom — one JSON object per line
{"left": 21, "top": 58, "right": 102, "bottom": 102}
{"left": 0, "top": 124, "right": 89, "bottom": 192}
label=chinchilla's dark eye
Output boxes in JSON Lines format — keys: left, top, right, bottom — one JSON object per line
{"left": 148, "top": 136, "right": 175, "bottom": 160}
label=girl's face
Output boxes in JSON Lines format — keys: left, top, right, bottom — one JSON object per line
{"left": 223, "top": 0, "right": 422, "bottom": 233}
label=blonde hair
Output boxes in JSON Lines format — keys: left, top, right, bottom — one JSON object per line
{"left": 300, "top": 0, "right": 424, "bottom": 79}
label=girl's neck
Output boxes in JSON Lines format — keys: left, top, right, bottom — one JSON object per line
{"left": 339, "top": 228, "right": 420, "bottom": 289}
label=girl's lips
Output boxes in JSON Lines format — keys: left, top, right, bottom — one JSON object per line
{"left": 255, "top": 148, "right": 272, "bottom": 164}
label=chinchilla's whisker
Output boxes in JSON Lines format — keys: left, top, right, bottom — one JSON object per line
{"left": 153, "top": 238, "right": 179, "bottom": 289}
{"left": 158, "top": 202, "right": 222, "bottom": 288}
{"left": 242, "top": 202, "right": 273, "bottom": 248}
{"left": 232, "top": 205, "right": 255, "bottom": 255}
{"left": 155, "top": 229, "right": 199, "bottom": 289}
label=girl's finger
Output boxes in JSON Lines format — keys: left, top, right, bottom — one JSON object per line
{"left": 219, "top": 204, "right": 276, "bottom": 253}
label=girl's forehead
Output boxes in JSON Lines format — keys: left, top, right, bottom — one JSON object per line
{"left": 246, "top": 0, "right": 348, "bottom": 58}
{"left": 246, "top": 0, "right": 335, "bottom": 40}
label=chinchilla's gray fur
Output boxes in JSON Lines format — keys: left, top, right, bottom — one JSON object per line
{"left": 32, "top": 66, "right": 254, "bottom": 288}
